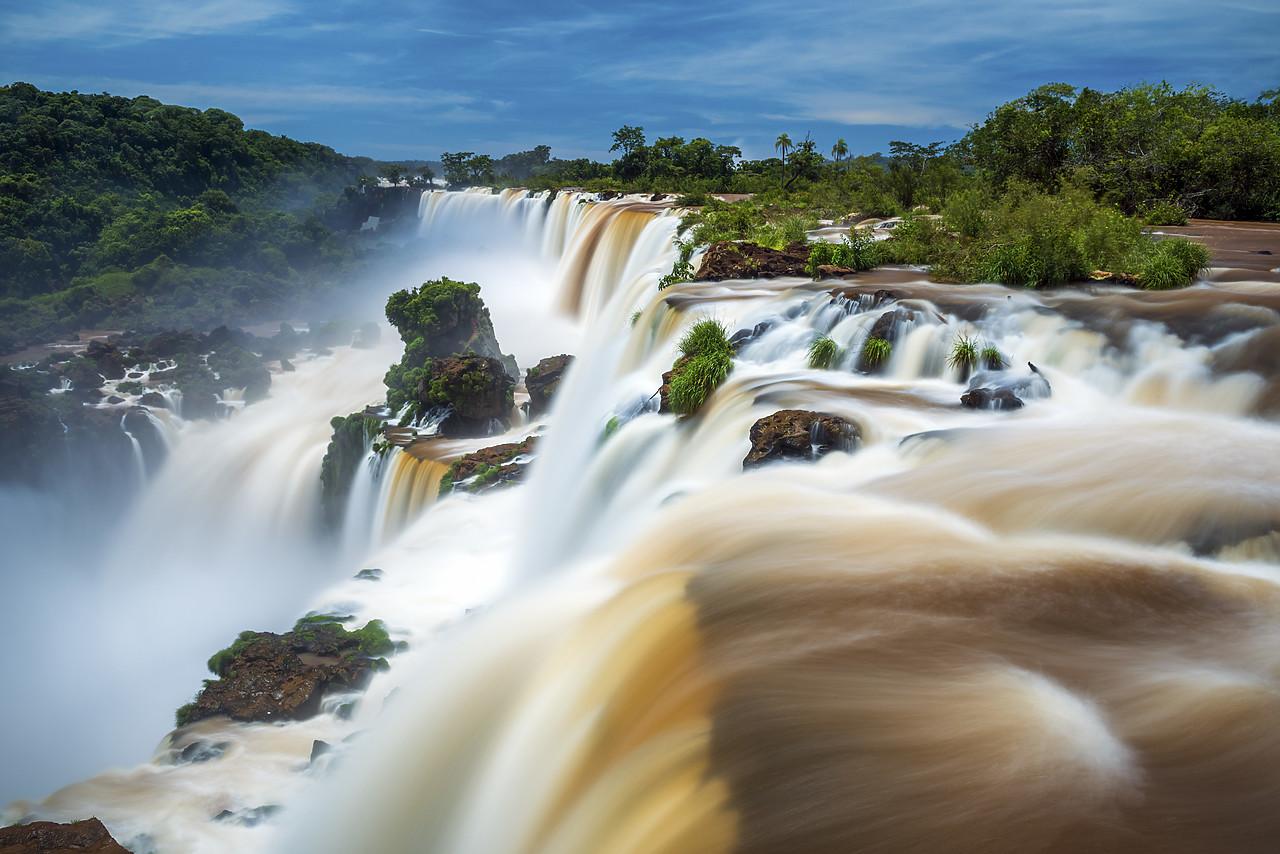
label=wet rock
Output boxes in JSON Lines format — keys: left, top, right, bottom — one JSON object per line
{"left": 657, "top": 355, "right": 693, "bottom": 414}
{"left": 961, "top": 364, "right": 1051, "bottom": 411}
{"left": 212, "top": 805, "right": 280, "bottom": 827}
{"left": 139, "top": 391, "right": 167, "bottom": 408}
{"left": 64, "top": 359, "right": 104, "bottom": 391}
{"left": 524, "top": 354, "right": 573, "bottom": 417}
{"left": 420, "top": 354, "right": 514, "bottom": 436}
{"left": 184, "top": 619, "right": 394, "bottom": 725}
{"left": 815, "top": 264, "right": 859, "bottom": 280}
{"left": 310, "top": 740, "right": 332, "bottom": 764}
{"left": 0, "top": 817, "right": 133, "bottom": 853}
{"left": 179, "top": 389, "right": 219, "bottom": 421}
{"left": 694, "top": 240, "right": 811, "bottom": 281}
{"left": 440, "top": 435, "right": 538, "bottom": 495}
{"left": 354, "top": 568, "right": 383, "bottom": 581}
{"left": 176, "top": 740, "right": 231, "bottom": 764}
{"left": 106, "top": 395, "right": 125, "bottom": 405}
{"left": 729, "top": 320, "right": 776, "bottom": 349}
{"left": 743, "top": 410, "right": 861, "bottom": 469}
{"left": 145, "top": 330, "right": 204, "bottom": 359}
{"left": 85, "top": 340, "right": 128, "bottom": 380}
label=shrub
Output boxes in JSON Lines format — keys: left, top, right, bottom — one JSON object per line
{"left": 980, "top": 346, "right": 1005, "bottom": 370}
{"left": 1136, "top": 238, "right": 1211, "bottom": 290}
{"left": 808, "top": 334, "right": 842, "bottom": 369}
{"left": 175, "top": 700, "right": 198, "bottom": 728}
{"left": 658, "top": 239, "right": 696, "bottom": 290}
{"left": 1140, "top": 199, "right": 1189, "bottom": 226}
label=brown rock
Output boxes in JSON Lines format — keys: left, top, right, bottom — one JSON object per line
{"left": 693, "top": 241, "right": 811, "bottom": 281}
{"left": 441, "top": 435, "right": 537, "bottom": 495}
{"left": 185, "top": 621, "right": 391, "bottom": 725}
{"left": 525, "top": 355, "right": 573, "bottom": 417}
{"left": 657, "top": 355, "right": 694, "bottom": 414}
{"left": 743, "top": 410, "right": 861, "bottom": 469}
{"left": 420, "top": 355, "right": 514, "bottom": 426}
{"left": 0, "top": 817, "right": 132, "bottom": 853}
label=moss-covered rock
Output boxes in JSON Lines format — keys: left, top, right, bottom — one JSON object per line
{"left": 438, "top": 436, "right": 537, "bottom": 495}
{"left": 524, "top": 354, "right": 573, "bottom": 417}
{"left": 179, "top": 618, "right": 401, "bottom": 726}
{"left": 319, "top": 412, "right": 381, "bottom": 527}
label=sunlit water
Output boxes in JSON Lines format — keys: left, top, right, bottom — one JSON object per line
{"left": 4, "top": 191, "right": 1280, "bottom": 854}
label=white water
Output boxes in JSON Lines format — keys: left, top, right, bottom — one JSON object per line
{"left": 5, "top": 192, "right": 1280, "bottom": 854}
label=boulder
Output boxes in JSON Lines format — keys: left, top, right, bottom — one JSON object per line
{"left": 85, "top": 340, "right": 128, "bottom": 380}
{"left": 743, "top": 410, "right": 861, "bottom": 469}
{"left": 524, "top": 355, "right": 573, "bottom": 417}
{"left": 0, "top": 817, "right": 133, "bottom": 853}
{"left": 694, "top": 241, "right": 811, "bottom": 281}
{"left": 139, "top": 391, "right": 167, "bottom": 409}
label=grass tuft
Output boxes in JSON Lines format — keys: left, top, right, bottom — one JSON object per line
{"left": 807, "top": 334, "right": 842, "bottom": 369}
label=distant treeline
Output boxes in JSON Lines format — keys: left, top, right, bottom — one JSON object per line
{"left": 461, "top": 82, "right": 1280, "bottom": 224}
{"left": 0, "top": 82, "right": 417, "bottom": 351}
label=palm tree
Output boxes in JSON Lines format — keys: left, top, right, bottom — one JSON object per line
{"left": 775, "top": 133, "right": 793, "bottom": 188}
{"left": 831, "top": 138, "right": 848, "bottom": 169}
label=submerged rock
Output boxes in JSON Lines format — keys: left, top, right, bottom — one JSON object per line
{"left": 961, "top": 364, "right": 1052, "bottom": 411}
{"left": 0, "top": 817, "right": 133, "bottom": 853}
{"left": 525, "top": 354, "right": 573, "bottom": 417}
{"left": 743, "top": 410, "right": 861, "bottom": 469}
{"left": 694, "top": 240, "right": 811, "bottom": 281}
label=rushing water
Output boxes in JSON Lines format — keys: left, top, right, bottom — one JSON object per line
{"left": 4, "top": 192, "right": 1280, "bottom": 854}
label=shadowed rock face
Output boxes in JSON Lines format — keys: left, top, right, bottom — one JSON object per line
{"left": 0, "top": 817, "right": 133, "bottom": 853}
{"left": 743, "top": 410, "right": 861, "bottom": 469}
{"left": 525, "top": 355, "right": 573, "bottom": 417}
{"left": 419, "top": 354, "right": 514, "bottom": 437}
{"left": 694, "top": 241, "right": 811, "bottom": 281}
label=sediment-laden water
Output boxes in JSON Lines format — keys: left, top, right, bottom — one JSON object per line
{"left": 4, "top": 192, "right": 1279, "bottom": 854}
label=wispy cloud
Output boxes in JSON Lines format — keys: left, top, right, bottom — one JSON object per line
{"left": 3, "top": 0, "right": 297, "bottom": 43}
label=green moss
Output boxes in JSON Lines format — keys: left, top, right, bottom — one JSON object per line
{"left": 175, "top": 700, "right": 198, "bottom": 728}
{"left": 319, "top": 412, "right": 381, "bottom": 528}
{"left": 207, "top": 630, "right": 257, "bottom": 677}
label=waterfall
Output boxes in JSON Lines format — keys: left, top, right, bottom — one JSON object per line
{"left": 6, "top": 193, "right": 1280, "bottom": 854}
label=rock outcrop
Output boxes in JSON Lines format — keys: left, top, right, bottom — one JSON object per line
{"left": 420, "top": 354, "right": 514, "bottom": 436}
{"left": 0, "top": 818, "right": 133, "bottom": 853}
{"left": 524, "top": 354, "right": 573, "bottom": 417}
{"left": 179, "top": 618, "right": 396, "bottom": 726}
{"left": 693, "top": 241, "right": 811, "bottom": 281}
{"left": 743, "top": 410, "right": 861, "bottom": 469}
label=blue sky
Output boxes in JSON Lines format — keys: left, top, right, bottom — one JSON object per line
{"left": 3, "top": 0, "right": 1277, "bottom": 163}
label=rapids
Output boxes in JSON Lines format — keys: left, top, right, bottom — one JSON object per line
{"left": 4, "top": 190, "right": 1280, "bottom": 854}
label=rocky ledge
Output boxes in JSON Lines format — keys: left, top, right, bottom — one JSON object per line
{"left": 693, "top": 241, "right": 811, "bottom": 281}
{"left": 176, "top": 617, "right": 398, "bottom": 726}
{"left": 743, "top": 410, "right": 861, "bottom": 469}
{"left": 439, "top": 435, "right": 537, "bottom": 495}
{"left": 0, "top": 817, "right": 132, "bottom": 853}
